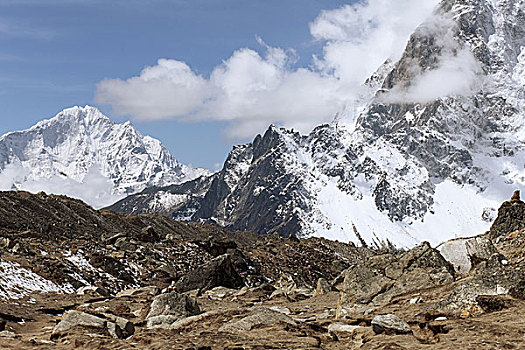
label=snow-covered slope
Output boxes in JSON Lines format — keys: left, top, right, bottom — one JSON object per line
{"left": 0, "top": 106, "right": 209, "bottom": 207}
{"left": 109, "top": 0, "right": 525, "bottom": 248}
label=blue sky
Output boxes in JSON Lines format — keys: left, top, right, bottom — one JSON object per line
{"left": 0, "top": 0, "right": 436, "bottom": 169}
{"left": 0, "top": 0, "right": 352, "bottom": 168}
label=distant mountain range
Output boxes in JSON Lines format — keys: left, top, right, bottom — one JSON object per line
{"left": 106, "top": 0, "right": 525, "bottom": 248}
{"left": 0, "top": 106, "right": 209, "bottom": 208}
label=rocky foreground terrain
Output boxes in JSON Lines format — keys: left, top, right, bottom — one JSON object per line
{"left": 0, "top": 190, "right": 523, "bottom": 349}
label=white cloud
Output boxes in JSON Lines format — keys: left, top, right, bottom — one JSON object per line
{"left": 310, "top": 0, "right": 438, "bottom": 85}
{"left": 382, "top": 13, "right": 484, "bottom": 103}
{"left": 384, "top": 47, "right": 483, "bottom": 103}
{"left": 0, "top": 164, "right": 123, "bottom": 208}
{"left": 96, "top": 59, "right": 212, "bottom": 120}
{"left": 95, "top": 0, "right": 443, "bottom": 139}
{"left": 96, "top": 47, "right": 345, "bottom": 138}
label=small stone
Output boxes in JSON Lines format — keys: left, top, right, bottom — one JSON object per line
{"left": 371, "top": 314, "right": 412, "bottom": 335}
{"left": 204, "top": 286, "right": 237, "bottom": 300}
{"left": 269, "top": 306, "right": 291, "bottom": 315}
{"left": 328, "top": 323, "right": 365, "bottom": 335}
{"left": 317, "top": 310, "right": 330, "bottom": 320}
{"left": 0, "top": 330, "right": 17, "bottom": 338}
{"left": 76, "top": 286, "right": 104, "bottom": 296}
{"left": 104, "top": 232, "right": 127, "bottom": 245}
{"left": 409, "top": 297, "right": 423, "bottom": 304}
{"left": 106, "top": 322, "right": 122, "bottom": 339}
{"left": 459, "top": 309, "right": 470, "bottom": 319}
{"left": 314, "top": 278, "right": 332, "bottom": 296}
{"left": 116, "top": 286, "right": 159, "bottom": 298}
{"left": 364, "top": 308, "right": 375, "bottom": 316}
{"left": 219, "top": 307, "right": 295, "bottom": 333}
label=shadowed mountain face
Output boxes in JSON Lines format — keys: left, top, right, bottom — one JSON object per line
{"left": 107, "top": 0, "right": 525, "bottom": 248}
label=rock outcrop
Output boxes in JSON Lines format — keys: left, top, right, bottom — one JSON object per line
{"left": 338, "top": 242, "right": 455, "bottom": 314}
{"left": 437, "top": 236, "right": 496, "bottom": 273}
{"left": 171, "top": 254, "right": 245, "bottom": 293}
{"left": 490, "top": 191, "right": 525, "bottom": 238}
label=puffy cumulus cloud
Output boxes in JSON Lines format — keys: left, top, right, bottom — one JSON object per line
{"left": 207, "top": 46, "right": 346, "bottom": 137}
{"left": 96, "top": 46, "right": 345, "bottom": 139}
{"left": 96, "top": 59, "right": 212, "bottom": 121}
{"left": 95, "top": 0, "right": 441, "bottom": 139}
{"left": 0, "top": 164, "right": 124, "bottom": 208}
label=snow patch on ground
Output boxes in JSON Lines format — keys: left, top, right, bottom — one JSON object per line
{"left": 0, "top": 260, "right": 73, "bottom": 300}
{"left": 66, "top": 253, "right": 119, "bottom": 285}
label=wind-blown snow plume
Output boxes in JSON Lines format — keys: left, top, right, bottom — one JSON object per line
{"left": 381, "top": 12, "right": 484, "bottom": 103}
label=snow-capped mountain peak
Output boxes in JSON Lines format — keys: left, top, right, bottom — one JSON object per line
{"left": 108, "top": 0, "right": 525, "bottom": 248}
{"left": 0, "top": 106, "right": 209, "bottom": 208}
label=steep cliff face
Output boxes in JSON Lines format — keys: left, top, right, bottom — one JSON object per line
{"left": 0, "top": 106, "right": 208, "bottom": 207}
{"left": 109, "top": 0, "right": 525, "bottom": 247}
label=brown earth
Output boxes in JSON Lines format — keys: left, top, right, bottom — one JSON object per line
{"left": 0, "top": 283, "right": 523, "bottom": 349}
{"left": 0, "top": 190, "right": 523, "bottom": 349}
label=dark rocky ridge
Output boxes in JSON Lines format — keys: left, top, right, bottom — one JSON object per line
{"left": 106, "top": 175, "right": 215, "bottom": 220}
{"left": 0, "top": 190, "right": 367, "bottom": 296}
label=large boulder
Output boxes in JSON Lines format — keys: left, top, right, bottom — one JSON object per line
{"left": 103, "top": 313, "right": 135, "bottom": 338}
{"left": 52, "top": 310, "right": 105, "bottom": 335}
{"left": 433, "top": 264, "right": 525, "bottom": 317}
{"left": 338, "top": 264, "right": 393, "bottom": 306}
{"left": 172, "top": 254, "right": 244, "bottom": 293}
{"left": 51, "top": 310, "right": 128, "bottom": 339}
{"left": 136, "top": 225, "right": 160, "bottom": 243}
{"left": 146, "top": 292, "right": 201, "bottom": 329}
{"left": 438, "top": 236, "right": 497, "bottom": 273}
